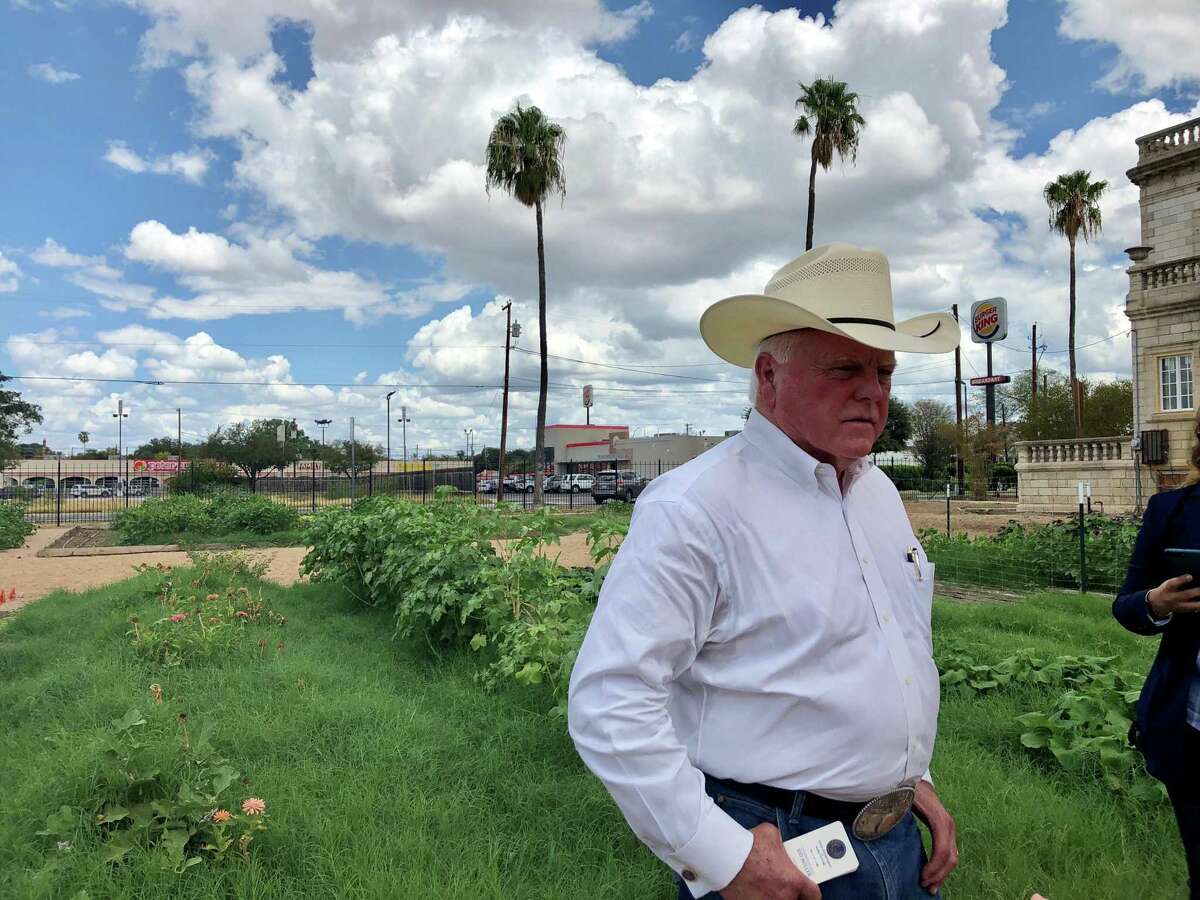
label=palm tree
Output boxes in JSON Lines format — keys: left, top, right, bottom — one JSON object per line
{"left": 793, "top": 77, "right": 866, "bottom": 250}
{"left": 1044, "top": 170, "right": 1108, "bottom": 438}
{"left": 485, "top": 103, "right": 566, "bottom": 506}
{"left": 77, "top": 431, "right": 89, "bottom": 456}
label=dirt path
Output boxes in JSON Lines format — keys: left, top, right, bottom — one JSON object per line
{"left": 0, "top": 528, "right": 307, "bottom": 615}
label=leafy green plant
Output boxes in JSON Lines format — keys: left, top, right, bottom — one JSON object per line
{"left": 938, "top": 649, "right": 1115, "bottom": 692}
{"left": 36, "top": 708, "right": 269, "bottom": 873}
{"left": 0, "top": 500, "right": 35, "bottom": 549}
{"left": 1016, "top": 671, "right": 1164, "bottom": 803}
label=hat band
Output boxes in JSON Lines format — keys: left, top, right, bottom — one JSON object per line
{"left": 827, "top": 316, "right": 896, "bottom": 331}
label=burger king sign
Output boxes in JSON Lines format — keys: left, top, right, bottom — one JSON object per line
{"left": 970, "top": 297, "right": 1008, "bottom": 344}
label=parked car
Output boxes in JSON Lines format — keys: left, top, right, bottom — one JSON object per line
{"left": 543, "top": 475, "right": 565, "bottom": 493}
{"left": 560, "top": 474, "right": 595, "bottom": 494}
{"left": 69, "top": 484, "right": 113, "bottom": 498}
{"left": 478, "top": 478, "right": 497, "bottom": 494}
{"left": 503, "top": 475, "right": 534, "bottom": 493}
{"left": 591, "top": 470, "right": 648, "bottom": 504}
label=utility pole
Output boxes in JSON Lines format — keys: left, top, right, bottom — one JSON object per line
{"left": 350, "top": 416, "right": 357, "bottom": 501}
{"left": 952, "top": 304, "right": 964, "bottom": 494}
{"left": 684, "top": 423, "right": 692, "bottom": 435}
{"left": 113, "top": 399, "right": 129, "bottom": 507}
{"left": 176, "top": 408, "right": 182, "bottom": 484}
{"left": 315, "top": 418, "right": 331, "bottom": 446}
{"left": 499, "top": 301, "right": 515, "bottom": 490}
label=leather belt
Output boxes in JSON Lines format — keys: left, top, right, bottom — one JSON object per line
{"left": 712, "top": 776, "right": 914, "bottom": 841}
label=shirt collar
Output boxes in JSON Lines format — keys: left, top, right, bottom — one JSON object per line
{"left": 742, "top": 409, "right": 872, "bottom": 495}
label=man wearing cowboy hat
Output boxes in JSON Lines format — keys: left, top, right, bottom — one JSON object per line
{"left": 568, "top": 244, "right": 959, "bottom": 899}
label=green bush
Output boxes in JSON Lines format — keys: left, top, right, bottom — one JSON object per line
{"left": 167, "top": 461, "right": 241, "bottom": 495}
{"left": 0, "top": 501, "right": 34, "bottom": 550}
{"left": 301, "top": 497, "right": 627, "bottom": 710}
{"left": 921, "top": 513, "right": 1139, "bottom": 593}
{"left": 112, "top": 495, "right": 299, "bottom": 545}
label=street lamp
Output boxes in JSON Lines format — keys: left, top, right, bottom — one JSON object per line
{"left": 397, "top": 407, "right": 411, "bottom": 466}
{"left": 314, "top": 418, "right": 332, "bottom": 446}
{"left": 464, "top": 428, "right": 475, "bottom": 465}
{"left": 113, "top": 399, "right": 129, "bottom": 506}
{"left": 385, "top": 390, "right": 397, "bottom": 475}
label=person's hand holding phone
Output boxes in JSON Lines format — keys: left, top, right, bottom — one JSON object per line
{"left": 1146, "top": 574, "right": 1200, "bottom": 619}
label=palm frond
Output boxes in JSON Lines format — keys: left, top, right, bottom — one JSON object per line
{"left": 793, "top": 76, "right": 866, "bottom": 169}
{"left": 1044, "top": 170, "right": 1108, "bottom": 243}
{"left": 484, "top": 103, "right": 567, "bottom": 208}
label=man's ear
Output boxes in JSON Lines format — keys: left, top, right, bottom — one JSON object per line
{"left": 753, "top": 353, "right": 775, "bottom": 410}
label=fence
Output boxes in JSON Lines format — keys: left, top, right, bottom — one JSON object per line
{"left": 0, "top": 458, "right": 476, "bottom": 525}
{"left": 4, "top": 456, "right": 1142, "bottom": 599}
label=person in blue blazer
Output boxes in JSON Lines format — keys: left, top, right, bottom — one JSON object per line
{"left": 1115, "top": 472, "right": 1200, "bottom": 899}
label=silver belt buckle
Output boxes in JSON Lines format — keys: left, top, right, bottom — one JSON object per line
{"left": 851, "top": 784, "right": 915, "bottom": 841}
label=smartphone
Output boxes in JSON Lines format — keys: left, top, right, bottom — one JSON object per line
{"left": 1162, "top": 548, "right": 1200, "bottom": 582}
{"left": 782, "top": 821, "right": 860, "bottom": 884}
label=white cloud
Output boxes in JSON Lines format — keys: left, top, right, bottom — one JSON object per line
{"left": 103, "top": 140, "right": 214, "bottom": 184}
{"left": 42, "top": 307, "right": 93, "bottom": 320}
{"left": 27, "top": 62, "right": 80, "bottom": 83}
{"left": 1059, "top": 0, "right": 1200, "bottom": 92}
{"left": 129, "top": 0, "right": 652, "bottom": 67}
{"left": 0, "top": 251, "right": 22, "bottom": 292}
{"left": 31, "top": 237, "right": 105, "bottom": 269}
{"left": 672, "top": 30, "right": 694, "bottom": 53}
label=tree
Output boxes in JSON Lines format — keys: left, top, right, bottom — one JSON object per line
{"left": 204, "top": 419, "right": 307, "bottom": 492}
{"left": 0, "top": 372, "right": 42, "bottom": 470}
{"left": 1002, "top": 369, "right": 1132, "bottom": 440}
{"left": 319, "top": 439, "right": 381, "bottom": 478}
{"left": 793, "top": 77, "right": 866, "bottom": 250}
{"left": 485, "top": 103, "right": 566, "bottom": 506}
{"left": 132, "top": 436, "right": 200, "bottom": 459}
{"left": 910, "top": 399, "right": 955, "bottom": 481}
{"left": 77, "top": 431, "right": 90, "bottom": 456}
{"left": 1044, "top": 170, "right": 1108, "bottom": 439}
{"left": 872, "top": 397, "right": 912, "bottom": 454}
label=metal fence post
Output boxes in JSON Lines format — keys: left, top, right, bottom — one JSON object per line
{"left": 56, "top": 456, "right": 62, "bottom": 527}
{"left": 368, "top": 466, "right": 373, "bottom": 498}
{"left": 945, "top": 483, "right": 951, "bottom": 537}
{"left": 1078, "top": 481, "right": 1087, "bottom": 594}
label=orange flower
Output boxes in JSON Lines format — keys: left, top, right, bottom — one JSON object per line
{"left": 206, "top": 593, "right": 220, "bottom": 602}
{"left": 241, "top": 797, "right": 266, "bottom": 815}
{"left": 149, "top": 683, "right": 163, "bottom": 704}
{"left": 212, "top": 809, "right": 232, "bottom": 824}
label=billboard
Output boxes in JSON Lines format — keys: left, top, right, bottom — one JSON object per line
{"left": 970, "top": 297, "right": 1007, "bottom": 344}
{"left": 582, "top": 384, "right": 593, "bottom": 408}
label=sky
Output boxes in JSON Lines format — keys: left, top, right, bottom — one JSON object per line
{"left": 1, "top": 0, "right": 1199, "bottom": 457}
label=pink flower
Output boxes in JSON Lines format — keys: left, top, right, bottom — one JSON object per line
{"left": 206, "top": 593, "right": 219, "bottom": 602}
{"left": 236, "top": 610, "right": 249, "bottom": 619}
{"left": 212, "top": 809, "right": 232, "bottom": 824}
{"left": 241, "top": 798, "right": 266, "bottom": 816}
{"left": 170, "top": 613, "right": 187, "bottom": 623}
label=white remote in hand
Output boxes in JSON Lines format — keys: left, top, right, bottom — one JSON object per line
{"left": 782, "top": 821, "right": 860, "bottom": 884}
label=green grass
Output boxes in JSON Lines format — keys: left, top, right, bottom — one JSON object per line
{"left": 0, "top": 573, "right": 1185, "bottom": 898}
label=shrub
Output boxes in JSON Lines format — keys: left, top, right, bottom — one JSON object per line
{"left": 0, "top": 501, "right": 34, "bottom": 549}
{"left": 112, "top": 495, "right": 299, "bottom": 545}
{"left": 167, "top": 461, "right": 241, "bottom": 495}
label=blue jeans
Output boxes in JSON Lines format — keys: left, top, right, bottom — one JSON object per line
{"left": 677, "top": 776, "right": 940, "bottom": 900}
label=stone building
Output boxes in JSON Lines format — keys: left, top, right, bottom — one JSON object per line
{"left": 1016, "top": 115, "right": 1200, "bottom": 513}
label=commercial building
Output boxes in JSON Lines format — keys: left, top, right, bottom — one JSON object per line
{"left": 548, "top": 423, "right": 733, "bottom": 474}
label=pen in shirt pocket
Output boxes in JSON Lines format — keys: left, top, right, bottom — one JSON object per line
{"left": 905, "top": 547, "right": 923, "bottom": 581}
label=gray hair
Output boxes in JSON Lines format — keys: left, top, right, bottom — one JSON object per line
{"left": 748, "top": 330, "right": 806, "bottom": 406}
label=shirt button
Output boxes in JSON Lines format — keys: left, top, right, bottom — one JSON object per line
{"left": 882, "top": 614, "right": 890, "bottom": 623}
{"left": 905, "top": 677, "right": 912, "bottom": 686}
{"left": 682, "top": 869, "right": 697, "bottom": 881}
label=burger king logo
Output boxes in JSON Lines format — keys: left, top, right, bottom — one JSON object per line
{"left": 973, "top": 303, "right": 999, "bottom": 338}
{"left": 970, "top": 297, "right": 1007, "bottom": 343}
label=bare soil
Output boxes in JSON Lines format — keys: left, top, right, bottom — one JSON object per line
{"left": 0, "top": 527, "right": 307, "bottom": 616}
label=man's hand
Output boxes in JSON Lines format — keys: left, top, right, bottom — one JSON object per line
{"left": 912, "top": 780, "right": 957, "bottom": 894}
{"left": 1147, "top": 575, "right": 1200, "bottom": 619}
{"left": 721, "top": 822, "right": 821, "bottom": 900}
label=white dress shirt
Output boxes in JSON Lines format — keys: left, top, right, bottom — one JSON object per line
{"left": 567, "top": 410, "right": 939, "bottom": 897}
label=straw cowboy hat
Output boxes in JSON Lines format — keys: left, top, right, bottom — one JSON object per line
{"left": 700, "top": 243, "right": 960, "bottom": 367}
